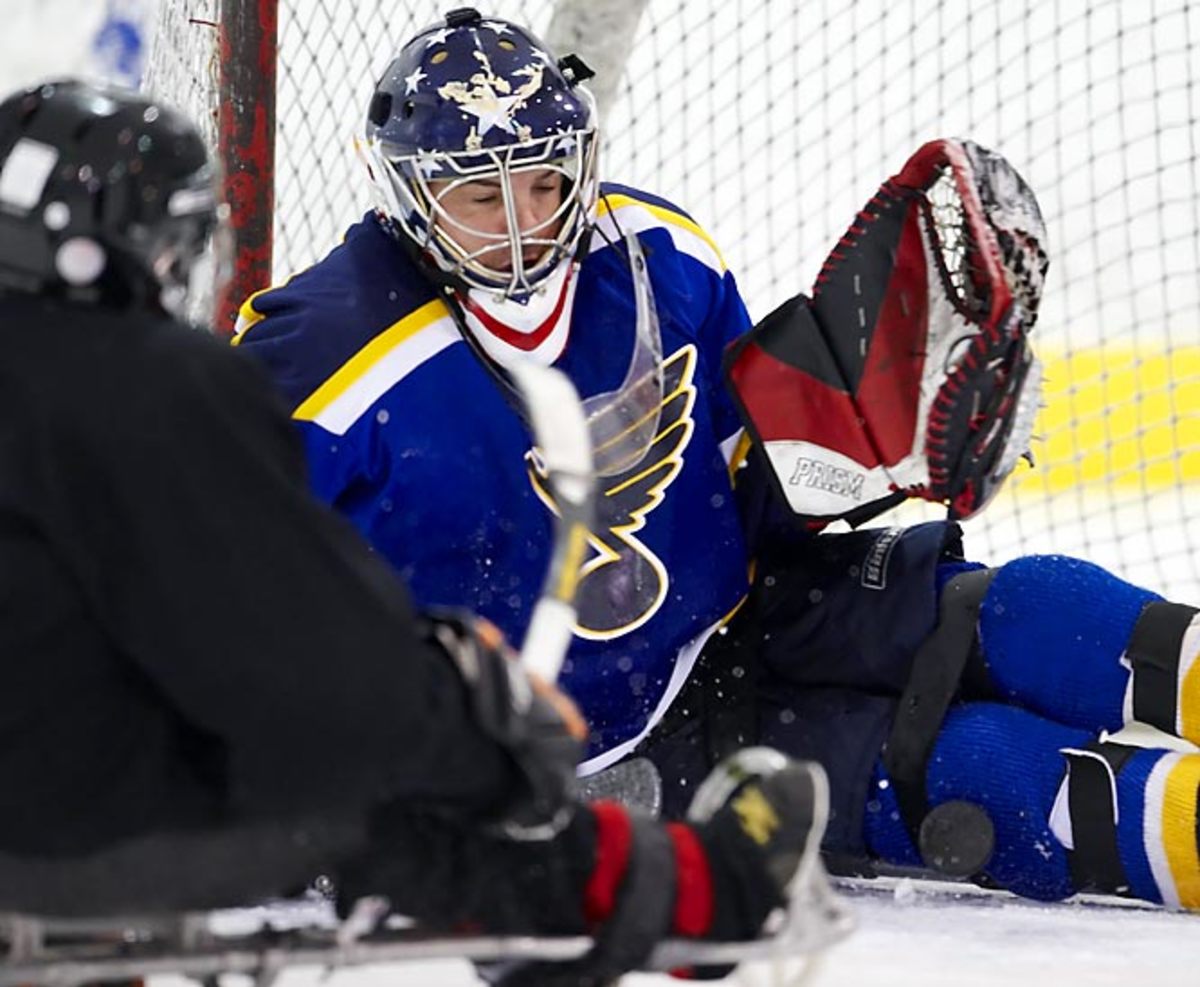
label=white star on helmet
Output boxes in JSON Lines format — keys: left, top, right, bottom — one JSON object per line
{"left": 404, "top": 66, "right": 427, "bottom": 94}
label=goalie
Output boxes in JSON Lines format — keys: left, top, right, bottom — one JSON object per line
{"left": 234, "top": 8, "right": 1200, "bottom": 911}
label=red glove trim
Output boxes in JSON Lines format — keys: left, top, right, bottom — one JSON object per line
{"left": 583, "top": 801, "right": 634, "bottom": 927}
{"left": 666, "top": 822, "right": 714, "bottom": 937}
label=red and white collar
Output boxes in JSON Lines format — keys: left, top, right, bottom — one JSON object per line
{"left": 455, "top": 260, "right": 578, "bottom": 369}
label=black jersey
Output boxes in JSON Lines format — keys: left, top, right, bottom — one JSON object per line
{"left": 0, "top": 293, "right": 514, "bottom": 855}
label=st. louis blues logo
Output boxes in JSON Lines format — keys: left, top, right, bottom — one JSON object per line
{"left": 438, "top": 50, "right": 545, "bottom": 151}
{"left": 528, "top": 346, "right": 698, "bottom": 639}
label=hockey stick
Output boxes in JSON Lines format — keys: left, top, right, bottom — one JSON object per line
{"left": 504, "top": 360, "right": 594, "bottom": 682}
{"left": 510, "top": 284, "right": 668, "bottom": 814}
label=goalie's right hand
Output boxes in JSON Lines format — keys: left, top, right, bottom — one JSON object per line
{"left": 427, "top": 611, "right": 586, "bottom": 838}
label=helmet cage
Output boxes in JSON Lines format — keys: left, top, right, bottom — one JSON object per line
{"left": 364, "top": 119, "right": 598, "bottom": 297}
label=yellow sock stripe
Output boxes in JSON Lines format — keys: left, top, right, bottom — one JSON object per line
{"left": 293, "top": 298, "right": 450, "bottom": 422}
{"left": 1160, "top": 754, "right": 1200, "bottom": 909}
{"left": 727, "top": 430, "right": 753, "bottom": 482}
{"left": 1178, "top": 619, "right": 1200, "bottom": 745}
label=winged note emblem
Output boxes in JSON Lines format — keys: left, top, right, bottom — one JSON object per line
{"left": 528, "top": 346, "right": 698, "bottom": 639}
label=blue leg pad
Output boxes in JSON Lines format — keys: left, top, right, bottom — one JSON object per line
{"left": 865, "top": 702, "right": 1089, "bottom": 901}
{"left": 979, "top": 555, "right": 1161, "bottom": 730}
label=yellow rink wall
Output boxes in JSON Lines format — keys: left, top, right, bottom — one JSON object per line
{"left": 1027, "top": 342, "right": 1200, "bottom": 494}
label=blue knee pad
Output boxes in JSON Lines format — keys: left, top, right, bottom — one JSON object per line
{"left": 865, "top": 702, "right": 1090, "bottom": 901}
{"left": 979, "top": 555, "right": 1161, "bottom": 730}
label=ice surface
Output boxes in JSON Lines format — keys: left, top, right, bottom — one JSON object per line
{"left": 147, "top": 877, "right": 1200, "bottom": 986}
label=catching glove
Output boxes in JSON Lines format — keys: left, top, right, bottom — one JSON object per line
{"left": 726, "top": 138, "right": 1049, "bottom": 524}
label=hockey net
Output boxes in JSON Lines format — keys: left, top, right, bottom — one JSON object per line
{"left": 143, "top": 0, "right": 1200, "bottom": 600}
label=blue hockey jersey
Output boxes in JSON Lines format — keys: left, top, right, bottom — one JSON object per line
{"left": 235, "top": 184, "right": 755, "bottom": 769}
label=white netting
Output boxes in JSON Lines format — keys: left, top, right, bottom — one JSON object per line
{"left": 141, "top": 0, "right": 220, "bottom": 151}
{"left": 143, "top": 0, "right": 1200, "bottom": 598}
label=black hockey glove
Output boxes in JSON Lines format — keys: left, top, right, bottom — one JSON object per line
{"left": 332, "top": 612, "right": 587, "bottom": 930}
{"left": 427, "top": 610, "right": 585, "bottom": 838}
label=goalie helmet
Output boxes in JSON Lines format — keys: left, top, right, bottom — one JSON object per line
{"left": 362, "top": 7, "right": 599, "bottom": 298}
{"left": 0, "top": 79, "right": 221, "bottom": 319}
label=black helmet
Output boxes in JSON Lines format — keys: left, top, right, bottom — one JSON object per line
{"left": 0, "top": 79, "right": 219, "bottom": 317}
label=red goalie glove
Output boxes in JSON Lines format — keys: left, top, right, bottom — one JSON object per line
{"left": 725, "top": 138, "right": 1048, "bottom": 523}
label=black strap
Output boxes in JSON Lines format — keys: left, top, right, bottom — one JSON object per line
{"left": 840, "top": 490, "right": 908, "bottom": 529}
{"left": 882, "top": 568, "right": 995, "bottom": 845}
{"left": 1128, "top": 601, "right": 1200, "bottom": 735}
{"left": 1064, "top": 741, "right": 1136, "bottom": 895}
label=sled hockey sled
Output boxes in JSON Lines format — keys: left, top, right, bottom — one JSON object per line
{"left": 0, "top": 809, "right": 852, "bottom": 987}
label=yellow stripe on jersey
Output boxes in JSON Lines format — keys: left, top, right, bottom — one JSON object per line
{"left": 231, "top": 278, "right": 306, "bottom": 344}
{"left": 230, "top": 288, "right": 271, "bottom": 343}
{"left": 728, "top": 430, "right": 754, "bottom": 482}
{"left": 1160, "top": 754, "right": 1200, "bottom": 908}
{"left": 596, "top": 192, "right": 728, "bottom": 271}
{"left": 293, "top": 297, "right": 451, "bottom": 423}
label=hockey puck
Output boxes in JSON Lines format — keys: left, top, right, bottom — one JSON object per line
{"left": 918, "top": 800, "right": 995, "bottom": 877}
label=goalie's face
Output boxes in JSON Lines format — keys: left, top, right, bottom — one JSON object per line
{"left": 430, "top": 167, "right": 566, "bottom": 278}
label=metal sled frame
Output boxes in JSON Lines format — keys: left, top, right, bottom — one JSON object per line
{"left": 0, "top": 863, "right": 852, "bottom": 987}
{"left": 0, "top": 766, "right": 852, "bottom": 987}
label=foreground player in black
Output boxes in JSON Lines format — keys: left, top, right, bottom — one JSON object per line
{"left": 0, "top": 79, "right": 831, "bottom": 982}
